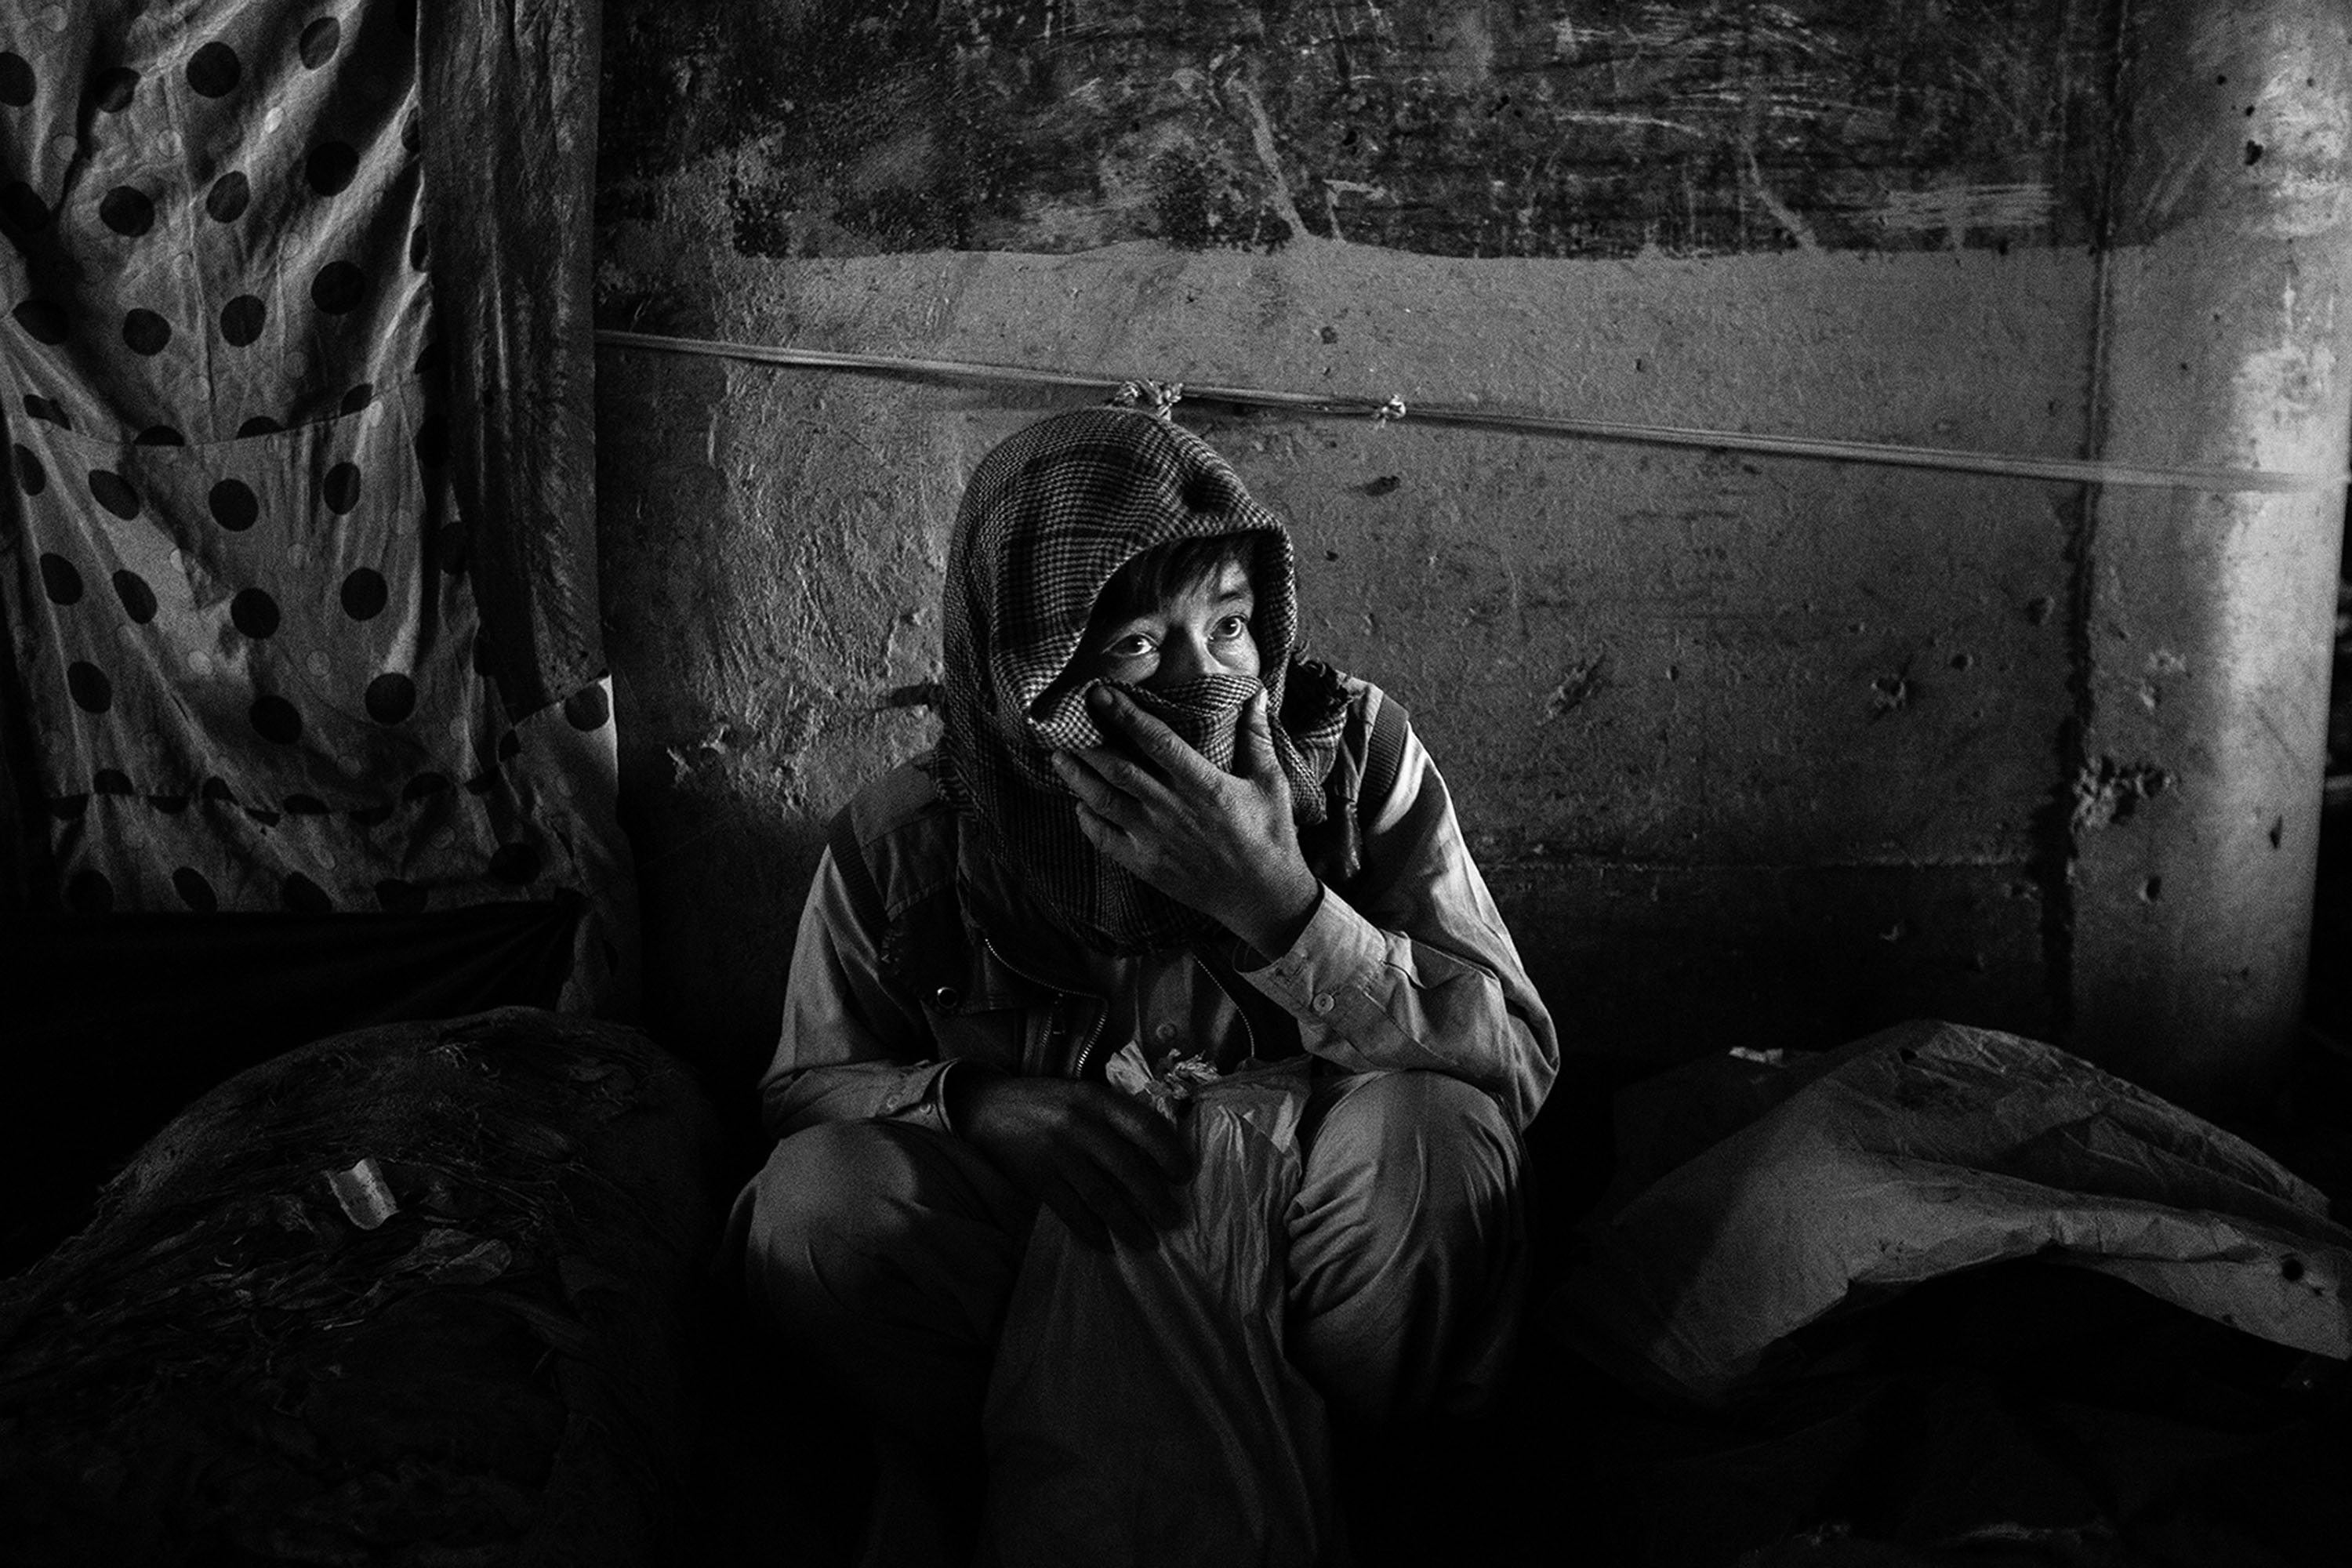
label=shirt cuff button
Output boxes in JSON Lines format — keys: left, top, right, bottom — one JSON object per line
{"left": 1310, "top": 993, "right": 1335, "bottom": 1015}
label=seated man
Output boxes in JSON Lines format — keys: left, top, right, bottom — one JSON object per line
{"left": 741, "top": 401, "right": 1559, "bottom": 1564}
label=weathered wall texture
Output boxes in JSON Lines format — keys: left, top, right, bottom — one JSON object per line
{"left": 593, "top": 0, "right": 2350, "bottom": 1109}
{"left": 598, "top": 0, "right": 2115, "bottom": 260}
{"left": 2061, "top": 1, "right": 2352, "bottom": 1105}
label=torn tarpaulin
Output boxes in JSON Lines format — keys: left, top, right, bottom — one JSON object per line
{"left": 1553, "top": 1019, "right": 2350, "bottom": 1401}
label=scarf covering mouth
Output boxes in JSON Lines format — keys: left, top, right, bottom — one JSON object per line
{"left": 935, "top": 405, "right": 1351, "bottom": 953}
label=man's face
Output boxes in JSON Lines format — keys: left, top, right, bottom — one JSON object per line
{"left": 1083, "top": 558, "right": 1262, "bottom": 691}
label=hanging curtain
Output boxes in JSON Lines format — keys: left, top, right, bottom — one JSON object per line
{"left": 0, "top": 0, "right": 630, "bottom": 1014}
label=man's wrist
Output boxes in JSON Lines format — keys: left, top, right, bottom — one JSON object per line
{"left": 1236, "top": 875, "right": 1323, "bottom": 960}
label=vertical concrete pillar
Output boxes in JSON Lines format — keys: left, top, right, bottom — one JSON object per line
{"left": 2071, "top": 0, "right": 2352, "bottom": 1110}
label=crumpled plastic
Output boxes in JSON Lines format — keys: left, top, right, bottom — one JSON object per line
{"left": 0, "top": 1008, "right": 722, "bottom": 1567}
{"left": 981, "top": 1049, "right": 1333, "bottom": 1566}
{"left": 1554, "top": 1019, "right": 2352, "bottom": 1402}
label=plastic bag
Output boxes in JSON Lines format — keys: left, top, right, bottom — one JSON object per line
{"left": 0, "top": 1009, "right": 723, "bottom": 1566}
{"left": 1555, "top": 1019, "right": 2352, "bottom": 1401}
{"left": 981, "top": 1052, "right": 1334, "bottom": 1566}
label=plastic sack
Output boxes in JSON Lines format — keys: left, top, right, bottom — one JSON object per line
{"left": 1555, "top": 1019, "right": 2352, "bottom": 1401}
{"left": 0, "top": 1008, "right": 724, "bottom": 1568}
{"left": 981, "top": 1053, "right": 1334, "bottom": 1566}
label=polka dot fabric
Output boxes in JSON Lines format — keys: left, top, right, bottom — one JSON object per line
{"left": 2, "top": 2, "right": 627, "bottom": 1011}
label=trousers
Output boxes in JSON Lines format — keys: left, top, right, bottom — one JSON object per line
{"left": 739, "top": 1068, "right": 1525, "bottom": 1447}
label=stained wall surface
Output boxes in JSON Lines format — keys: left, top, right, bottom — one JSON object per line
{"left": 593, "top": 0, "right": 2349, "bottom": 1105}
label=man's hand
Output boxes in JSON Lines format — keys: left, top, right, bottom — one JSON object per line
{"left": 946, "top": 1069, "right": 1192, "bottom": 1250}
{"left": 1052, "top": 686, "right": 1322, "bottom": 956}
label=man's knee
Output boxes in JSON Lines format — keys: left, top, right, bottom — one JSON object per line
{"left": 1287, "top": 1071, "right": 1526, "bottom": 1425}
{"left": 1297, "top": 1069, "right": 1519, "bottom": 1248}
{"left": 743, "top": 1121, "right": 920, "bottom": 1321}
{"left": 742, "top": 1120, "right": 1025, "bottom": 1341}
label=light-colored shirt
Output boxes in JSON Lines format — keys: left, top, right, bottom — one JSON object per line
{"left": 758, "top": 695, "right": 1559, "bottom": 1143}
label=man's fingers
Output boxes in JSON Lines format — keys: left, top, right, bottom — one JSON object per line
{"left": 1036, "top": 1174, "right": 1115, "bottom": 1252}
{"left": 1065, "top": 1091, "right": 1189, "bottom": 1214}
{"left": 1237, "top": 687, "right": 1279, "bottom": 780}
{"left": 1073, "top": 1123, "right": 1185, "bottom": 1231}
{"left": 1047, "top": 1082, "right": 1181, "bottom": 1169}
{"left": 1069, "top": 800, "right": 1115, "bottom": 855}
{"left": 1096, "top": 1094, "right": 1192, "bottom": 1181}
{"left": 1056, "top": 744, "right": 1159, "bottom": 810}
{"left": 1087, "top": 685, "right": 1220, "bottom": 783}
{"left": 962, "top": 1079, "right": 1186, "bottom": 1249}
{"left": 968, "top": 1080, "right": 1193, "bottom": 1249}
{"left": 1071, "top": 800, "right": 1143, "bottom": 869}
{"left": 1053, "top": 749, "right": 1126, "bottom": 813}
{"left": 1060, "top": 1145, "right": 1170, "bottom": 1247}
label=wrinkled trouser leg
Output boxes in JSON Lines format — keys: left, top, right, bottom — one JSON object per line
{"left": 741, "top": 1120, "right": 1032, "bottom": 1463}
{"left": 740, "top": 1068, "right": 1523, "bottom": 1441}
{"left": 1284, "top": 1069, "right": 1526, "bottom": 1427}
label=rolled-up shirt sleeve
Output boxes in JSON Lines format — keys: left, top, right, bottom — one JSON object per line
{"left": 756, "top": 848, "right": 961, "bottom": 1143}
{"left": 1242, "top": 716, "right": 1559, "bottom": 1131}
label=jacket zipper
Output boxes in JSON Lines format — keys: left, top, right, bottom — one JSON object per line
{"left": 980, "top": 933, "right": 1107, "bottom": 1080}
{"left": 1070, "top": 996, "right": 1110, "bottom": 1080}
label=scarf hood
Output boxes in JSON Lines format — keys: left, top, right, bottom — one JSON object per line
{"left": 935, "top": 405, "right": 1349, "bottom": 953}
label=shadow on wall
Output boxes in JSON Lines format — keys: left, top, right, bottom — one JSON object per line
{"left": 1496, "top": 859, "right": 2056, "bottom": 1070}
{"left": 597, "top": 347, "right": 812, "bottom": 1091}
{"left": 612, "top": 711, "right": 823, "bottom": 1091}
{"left": 596, "top": 328, "right": 955, "bottom": 1098}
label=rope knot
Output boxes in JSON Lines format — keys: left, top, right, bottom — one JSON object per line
{"left": 1108, "top": 379, "right": 1185, "bottom": 419}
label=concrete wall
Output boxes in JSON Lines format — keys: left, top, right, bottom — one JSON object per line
{"left": 593, "top": 0, "right": 2350, "bottom": 1110}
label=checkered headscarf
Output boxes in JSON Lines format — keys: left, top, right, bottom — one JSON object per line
{"left": 935, "top": 405, "right": 1350, "bottom": 953}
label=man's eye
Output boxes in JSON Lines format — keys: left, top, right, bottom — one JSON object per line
{"left": 1107, "top": 633, "right": 1156, "bottom": 659}
{"left": 1211, "top": 615, "right": 1250, "bottom": 641}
